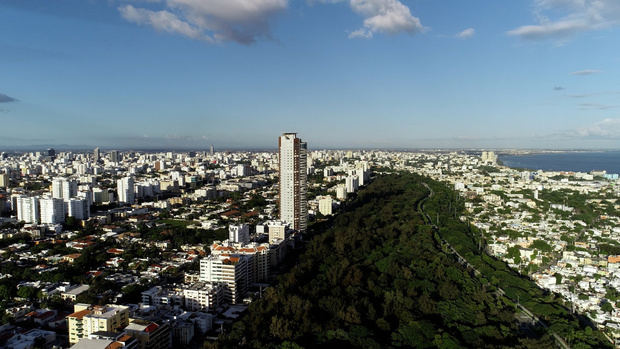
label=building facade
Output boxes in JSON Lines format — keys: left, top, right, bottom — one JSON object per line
{"left": 66, "top": 304, "right": 129, "bottom": 345}
{"left": 228, "top": 224, "right": 250, "bottom": 244}
{"left": 199, "top": 255, "right": 248, "bottom": 304}
{"left": 66, "top": 198, "right": 90, "bottom": 220}
{"left": 17, "top": 196, "right": 39, "bottom": 224}
{"left": 278, "top": 133, "right": 308, "bottom": 232}
{"left": 52, "top": 177, "right": 77, "bottom": 200}
{"left": 40, "top": 197, "right": 65, "bottom": 224}
{"left": 117, "top": 176, "right": 135, "bottom": 204}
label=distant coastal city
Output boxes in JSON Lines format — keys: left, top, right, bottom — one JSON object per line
{"left": 0, "top": 140, "right": 619, "bottom": 348}
{"left": 3, "top": 0, "right": 620, "bottom": 347}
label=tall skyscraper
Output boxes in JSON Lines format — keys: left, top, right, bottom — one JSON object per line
{"left": 93, "top": 147, "right": 100, "bottom": 162}
{"left": 278, "top": 133, "right": 307, "bottom": 232}
{"left": 210, "top": 144, "right": 214, "bottom": 155}
{"left": 117, "top": 176, "right": 135, "bottom": 204}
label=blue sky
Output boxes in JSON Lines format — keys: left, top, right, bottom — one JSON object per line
{"left": 1, "top": 0, "right": 620, "bottom": 149}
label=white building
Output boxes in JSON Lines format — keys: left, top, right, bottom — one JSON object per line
{"left": 66, "top": 198, "right": 90, "bottom": 220}
{"left": 182, "top": 282, "right": 223, "bottom": 311}
{"left": 117, "top": 177, "right": 135, "bottom": 204}
{"left": 52, "top": 177, "right": 77, "bottom": 200}
{"left": 0, "top": 173, "right": 8, "bottom": 188}
{"left": 236, "top": 164, "right": 250, "bottom": 177}
{"left": 228, "top": 224, "right": 250, "bottom": 245}
{"left": 92, "top": 188, "right": 112, "bottom": 204}
{"left": 481, "top": 151, "right": 497, "bottom": 164}
{"left": 199, "top": 255, "right": 249, "bottom": 304}
{"left": 17, "top": 196, "right": 39, "bottom": 224}
{"left": 266, "top": 220, "right": 287, "bottom": 241}
{"left": 355, "top": 168, "right": 368, "bottom": 186}
{"left": 278, "top": 133, "right": 308, "bottom": 231}
{"left": 336, "top": 185, "right": 347, "bottom": 200}
{"left": 40, "top": 197, "right": 65, "bottom": 224}
{"left": 318, "top": 196, "right": 333, "bottom": 216}
{"left": 346, "top": 175, "right": 359, "bottom": 193}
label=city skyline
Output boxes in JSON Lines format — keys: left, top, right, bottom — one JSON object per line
{"left": 0, "top": 143, "right": 618, "bottom": 346}
{"left": 2, "top": 0, "right": 620, "bottom": 149}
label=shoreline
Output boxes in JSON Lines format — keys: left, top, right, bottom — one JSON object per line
{"left": 498, "top": 151, "right": 620, "bottom": 174}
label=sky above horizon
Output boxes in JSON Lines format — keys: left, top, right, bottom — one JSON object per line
{"left": 1, "top": 0, "right": 620, "bottom": 150}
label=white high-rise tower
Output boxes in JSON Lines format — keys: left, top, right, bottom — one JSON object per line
{"left": 17, "top": 196, "right": 40, "bottom": 224}
{"left": 117, "top": 176, "right": 135, "bottom": 204}
{"left": 40, "top": 197, "right": 65, "bottom": 224}
{"left": 278, "top": 133, "right": 307, "bottom": 232}
{"left": 52, "top": 177, "right": 77, "bottom": 200}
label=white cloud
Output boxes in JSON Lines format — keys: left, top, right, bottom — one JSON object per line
{"left": 348, "top": 0, "right": 424, "bottom": 39}
{"left": 119, "top": 0, "right": 424, "bottom": 43}
{"left": 348, "top": 28, "right": 373, "bottom": 39}
{"left": 119, "top": 5, "right": 207, "bottom": 40}
{"left": 507, "top": 18, "right": 591, "bottom": 39}
{"left": 571, "top": 69, "right": 602, "bottom": 75}
{"left": 508, "top": 0, "right": 620, "bottom": 40}
{"left": 118, "top": 0, "right": 288, "bottom": 44}
{"left": 570, "top": 118, "right": 620, "bottom": 138}
{"left": 456, "top": 27, "right": 475, "bottom": 39}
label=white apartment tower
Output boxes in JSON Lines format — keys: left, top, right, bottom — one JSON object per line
{"left": 52, "top": 177, "right": 77, "bottom": 200}
{"left": 318, "top": 196, "right": 333, "bottom": 216}
{"left": 40, "top": 197, "right": 65, "bottom": 224}
{"left": 199, "top": 255, "right": 248, "bottom": 304}
{"left": 17, "top": 196, "right": 40, "bottom": 224}
{"left": 66, "top": 198, "right": 90, "bottom": 220}
{"left": 346, "top": 175, "right": 359, "bottom": 193}
{"left": 0, "top": 173, "right": 8, "bottom": 188}
{"left": 278, "top": 133, "right": 307, "bottom": 232}
{"left": 117, "top": 176, "right": 135, "bottom": 204}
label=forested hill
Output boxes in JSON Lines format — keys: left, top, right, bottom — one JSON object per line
{"left": 215, "top": 173, "right": 611, "bottom": 349}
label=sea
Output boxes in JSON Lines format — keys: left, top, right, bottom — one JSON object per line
{"left": 499, "top": 151, "right": 620, "bottom": 174}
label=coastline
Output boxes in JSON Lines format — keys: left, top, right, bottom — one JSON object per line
{"left": 498, "top": 151, "right": 620, "bottom": 174}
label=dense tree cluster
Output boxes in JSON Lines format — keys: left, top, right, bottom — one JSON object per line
{"left": 138, "top": 220, "right": 227, "bottom": 248}
{"left": 215, "top": 173, "right": 596, "bottom": 348}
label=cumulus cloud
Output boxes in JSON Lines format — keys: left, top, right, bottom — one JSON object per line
{"left": 348, "top": 0, "right": 424, "bottom": 39}
{"left": 0, "top": 93, "right": 17, "bottom": 103}
{"left": 571, "top": 69, "right": 601, "bottom": 75}
{"left": 119, "top": 0, "right": 423, "bottom": 43}
{"left": 118, "top": 0, "right": 288, "bottom": 44}
{"left": 567, "top": 118, "right": 620, "bottom": 138}
{"left": 553, "top": 86, "right": 565, "bottom": 91}
{"left": 508, "top": 0, "right": 620, "bottom": 40}
{"left": 456, "top": 27, "right": 475, "bottom": 39}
